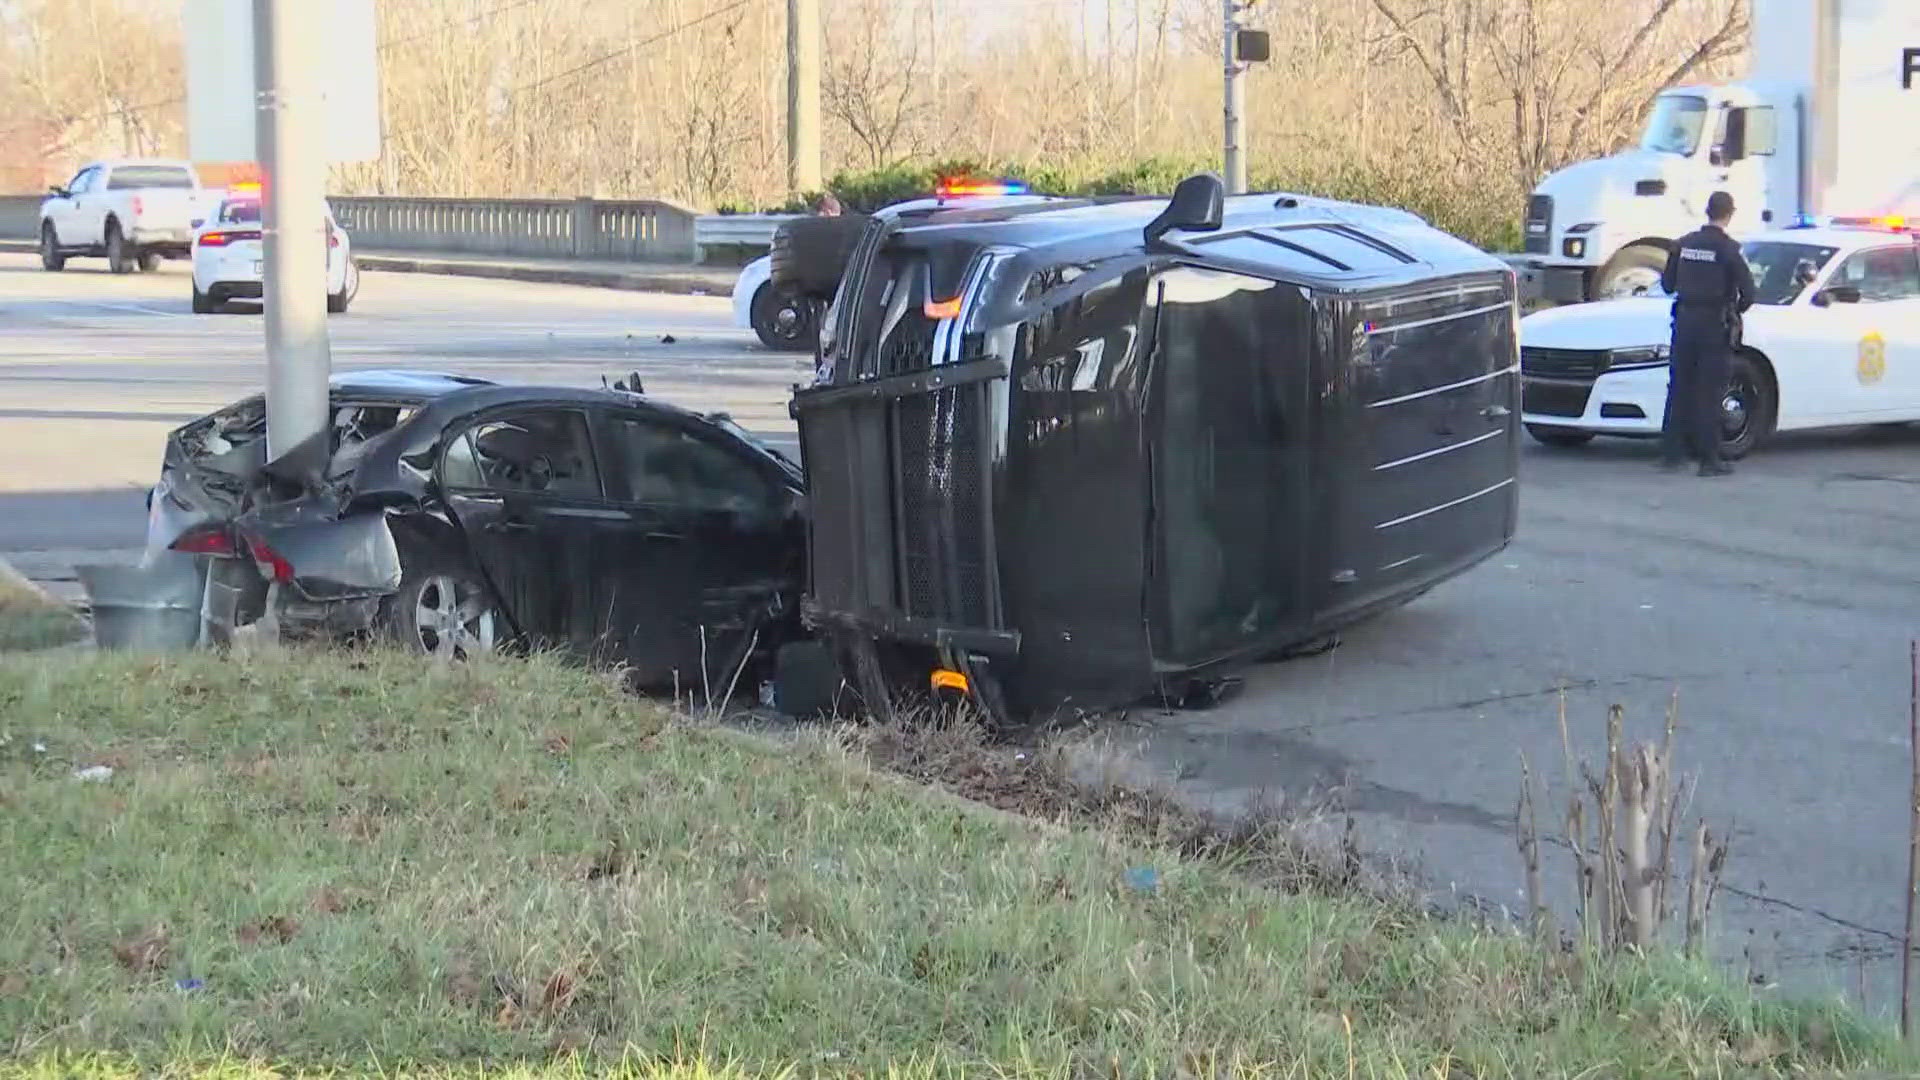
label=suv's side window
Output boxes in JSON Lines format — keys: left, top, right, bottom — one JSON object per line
{"left": 609, "top": 417, "right": 778, "bottom": 516}
{"left": 1833, "top": 247, "right": 1920, "bottom": 303}
{"left": 442, "top": 409, "right": 602, "bottom": 498}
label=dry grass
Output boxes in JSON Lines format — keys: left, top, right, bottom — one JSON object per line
{"left": 0, "top": 648, "right": 1907, "bottom": 1077}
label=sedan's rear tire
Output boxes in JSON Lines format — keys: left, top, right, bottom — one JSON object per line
{"left": 327, "top": 289, "right": 350, "bottom": 314}
{"left": 191, "top": 283, "right": 214, "bottom": 314}
{"left": 1525, "top": 424, "right": 1596, "bottom": 448}
{"left": 381, "top": 564, "right": 500, "bottom": 660}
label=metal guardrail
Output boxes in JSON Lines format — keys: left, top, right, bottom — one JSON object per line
{"left": 2, "top": 191, "right": 1545, "bottom": 296}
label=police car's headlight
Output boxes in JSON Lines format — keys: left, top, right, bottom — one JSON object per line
{"left": 1608, "top": 345, "right": 1669, "bottom": 367}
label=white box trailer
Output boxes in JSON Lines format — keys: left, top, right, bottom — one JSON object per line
{"left": 1522, "top": 0, "right": 1920, "bottom": 303}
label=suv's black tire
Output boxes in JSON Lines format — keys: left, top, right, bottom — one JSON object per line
{"left": 39, "top": 223, "right": 66, "bottom": 271}
{"left": 769, "top": 214, "right": 867, "bottom": 300}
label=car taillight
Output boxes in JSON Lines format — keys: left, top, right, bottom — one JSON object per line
{"left": 245, "top": 535, "right": 295, "bottom": 584}
{"left": 132, "top": 195, "right": 144, "bottom": 216}
{"left": 170, "top": 524, "right": 237, "bottom": 556}
{"left": 327, "top": 225, "right": 340, "bottom": 248}
{"left": 199, "top": 231, "right": 231, "bottom": 247}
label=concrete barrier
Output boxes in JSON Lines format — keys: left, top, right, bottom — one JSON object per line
{"left": 0, "top": 194, "right": 42, "bottom": 241}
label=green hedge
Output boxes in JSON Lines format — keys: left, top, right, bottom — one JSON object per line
{"left": 724, "top": 157, "right": 1522, "bottom": 252}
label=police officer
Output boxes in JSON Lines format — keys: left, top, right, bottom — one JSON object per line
{"left": 1659, "top": 191, "right": 1755, "bottom": 476}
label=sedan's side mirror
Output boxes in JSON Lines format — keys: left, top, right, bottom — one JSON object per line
{"left": 1814, "top": 286, "right": 1862, "bottom": 307}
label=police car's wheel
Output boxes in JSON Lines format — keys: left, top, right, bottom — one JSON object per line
{"left": 1717, "top": 352, "right": 1775, "bottom": 461}
{"left": 1525, "top": 424, "right": 1596, "bottom": 448}
{"left": 750, "top": 282, "right": 816, "bottom": 351}
{"left": 191, "top": 283, "right": 214, "bottom": 314}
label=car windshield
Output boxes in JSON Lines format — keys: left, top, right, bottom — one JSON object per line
{"left": 220, "top": 200, "right": 262, "bottom": 224}
{"left": 1743, "top": 241, "right": 1839, "bottom": 305}
{"left": 1640, "top": 96, "right": 1709, "bottom": 156}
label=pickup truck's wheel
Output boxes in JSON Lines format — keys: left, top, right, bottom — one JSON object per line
{"left": 1716, "top": 352, "right": 1775, "bottom": 461}
{"left": 138, "top": 251, "right": 161, "bottom": 273}
{"left": 39, "top": 223, "right": 65, "bottom": 271}
{"left": 749, "top": 282, "right": 815, "bottom": 351}
{"left": 105, "top": 222, "right": 134, "bottom": 274}
{"left": 1526, "top": 424, "right": 1596, "bottom": 448}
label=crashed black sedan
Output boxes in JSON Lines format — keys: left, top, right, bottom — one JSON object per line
{"left": 145, "top": 370, "right": 806, "bottom": 688}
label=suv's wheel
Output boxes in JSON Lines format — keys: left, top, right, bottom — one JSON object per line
{"left": 750, "top": 282, "right": 815, "bottom": 351}
{"left": 1717, "top": 352, "right": 1775, "bottom": 461}
{"left": 105, "top": 221, "right": 134, "bottom": 274}
{"left": 39, "top": 223, "right": 65, "bottom": 271}
{"left": 1526, "top": 424, "right": 1596, "bottom": 448}
{"left": 382, "top": 564, "right": 500, "bottom": 659}
{"left": 769, "top": 214, "right": 867, "bottom": 300}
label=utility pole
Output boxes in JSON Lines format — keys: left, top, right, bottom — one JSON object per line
{"left": 253, "top": 0, "right": 330, "bottom": 466}
{"left": 1221, "top": 0, "right": 1247, "bottom": 194}
{"left": 786, "top": 0, "right": 822, "bottom": 195}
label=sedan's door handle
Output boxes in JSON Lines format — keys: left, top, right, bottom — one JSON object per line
{"left": 486, "top": 518, "right": 532, "bottom": 534}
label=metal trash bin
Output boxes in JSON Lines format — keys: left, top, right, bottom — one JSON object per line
{"left": 76, "top": 556, "right": 208, "bottom": 652}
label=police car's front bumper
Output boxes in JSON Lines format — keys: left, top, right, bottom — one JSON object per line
{"left": 1521, "top": 365, "right": 1670, "bottom": 436}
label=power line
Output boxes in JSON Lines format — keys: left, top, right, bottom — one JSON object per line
{"left": 382, "top": 0, "right": 766, "bottom": 144}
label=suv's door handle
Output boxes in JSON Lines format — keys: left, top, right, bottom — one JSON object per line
{"left": 644, "top": 530, "right": 684, "bottom": 541}
{"left": 486, "top": 518, "right": 531, "bottom": 534}
{"left": 1482, "top": 404, "right": 1511, "bottom": 419}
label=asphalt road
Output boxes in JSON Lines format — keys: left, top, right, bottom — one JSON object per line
{"left": 5, "top": 252, "right": 1920, "bottom": 1015}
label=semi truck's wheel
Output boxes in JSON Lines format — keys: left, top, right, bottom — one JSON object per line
{"left": 1716, "top": 352, "right": 1775, "bottom": 461}
{"left": 1592, "top": 243, "right": 1667, "bottom": 300}
{"left": 39, "top": 223, "right": 65, "bottom": 271}
{"left": 769, "top": 214, "right": 867, "bottom": 300}
{"left": 1525, "top": 424, "right": 1596, "bottom": 448}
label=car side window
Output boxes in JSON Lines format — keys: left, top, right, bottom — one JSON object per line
{"left": 451, "top": 410, "right": 602, "bottom": 498}
{"left": 610, "top": 418, "right": 778, "bottom": 515}
{"left": 1833, "top": 247, "right": 1920, "bottom": 302}
{"left": 68, "top": 168, "right": 98, "bottom": 195}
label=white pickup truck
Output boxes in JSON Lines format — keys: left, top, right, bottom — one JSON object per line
{"left": 38, "top": 159, "right": 221, "bottom": 274}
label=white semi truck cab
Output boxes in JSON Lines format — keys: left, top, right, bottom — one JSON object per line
{"left": 1523, "top": 0, "right": 1920, "bottom": 304}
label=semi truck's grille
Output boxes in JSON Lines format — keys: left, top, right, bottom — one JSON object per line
{"left": 1520, "top": 347, "right": 1607, "bottom": 379}
{"left": 1522, "top": 379, "right": 1591, "bottom": 418}
{"left": 1524, "top": 195, "right": 1553, "bottom": 255}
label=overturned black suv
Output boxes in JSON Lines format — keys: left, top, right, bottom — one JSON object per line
{"left": 789, "top": 173, "right": 1521, "bottom": 723}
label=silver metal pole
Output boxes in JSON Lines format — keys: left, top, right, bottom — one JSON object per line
{"left": 254, "top": 0, "right": 330, "bottom": 465}
{"left": 1222, "top": 0, "right": 1247, "bottom": 194}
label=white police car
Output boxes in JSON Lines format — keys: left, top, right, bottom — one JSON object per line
{"left": 190, "top": 184, "right": 359, "bottom": 315}
{"left": 1520, "top": 216, "right": 1920, "bottom": 458}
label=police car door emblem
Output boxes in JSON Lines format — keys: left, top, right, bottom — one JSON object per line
{"left": 1858, "top": 331, "right": 1887, "bottom": 385}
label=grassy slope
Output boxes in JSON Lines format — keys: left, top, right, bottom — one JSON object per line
{"left": 0, "top": 649, "right": 1905, "bottom": 1078}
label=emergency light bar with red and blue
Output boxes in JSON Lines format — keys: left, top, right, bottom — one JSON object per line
{"left": 934, "top": 178, "right": 1030, "bottom": 199}
{"left": 1789, "top": 213, "right": 1911, "bottom": 232}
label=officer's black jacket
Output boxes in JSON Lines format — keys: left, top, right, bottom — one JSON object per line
{"left": 1660, "top": 224, "right": 1756, "bottom": 315}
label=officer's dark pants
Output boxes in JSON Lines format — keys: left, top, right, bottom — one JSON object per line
{"left": 1663, "top": 312, "right": 1732, "bottom": 466}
